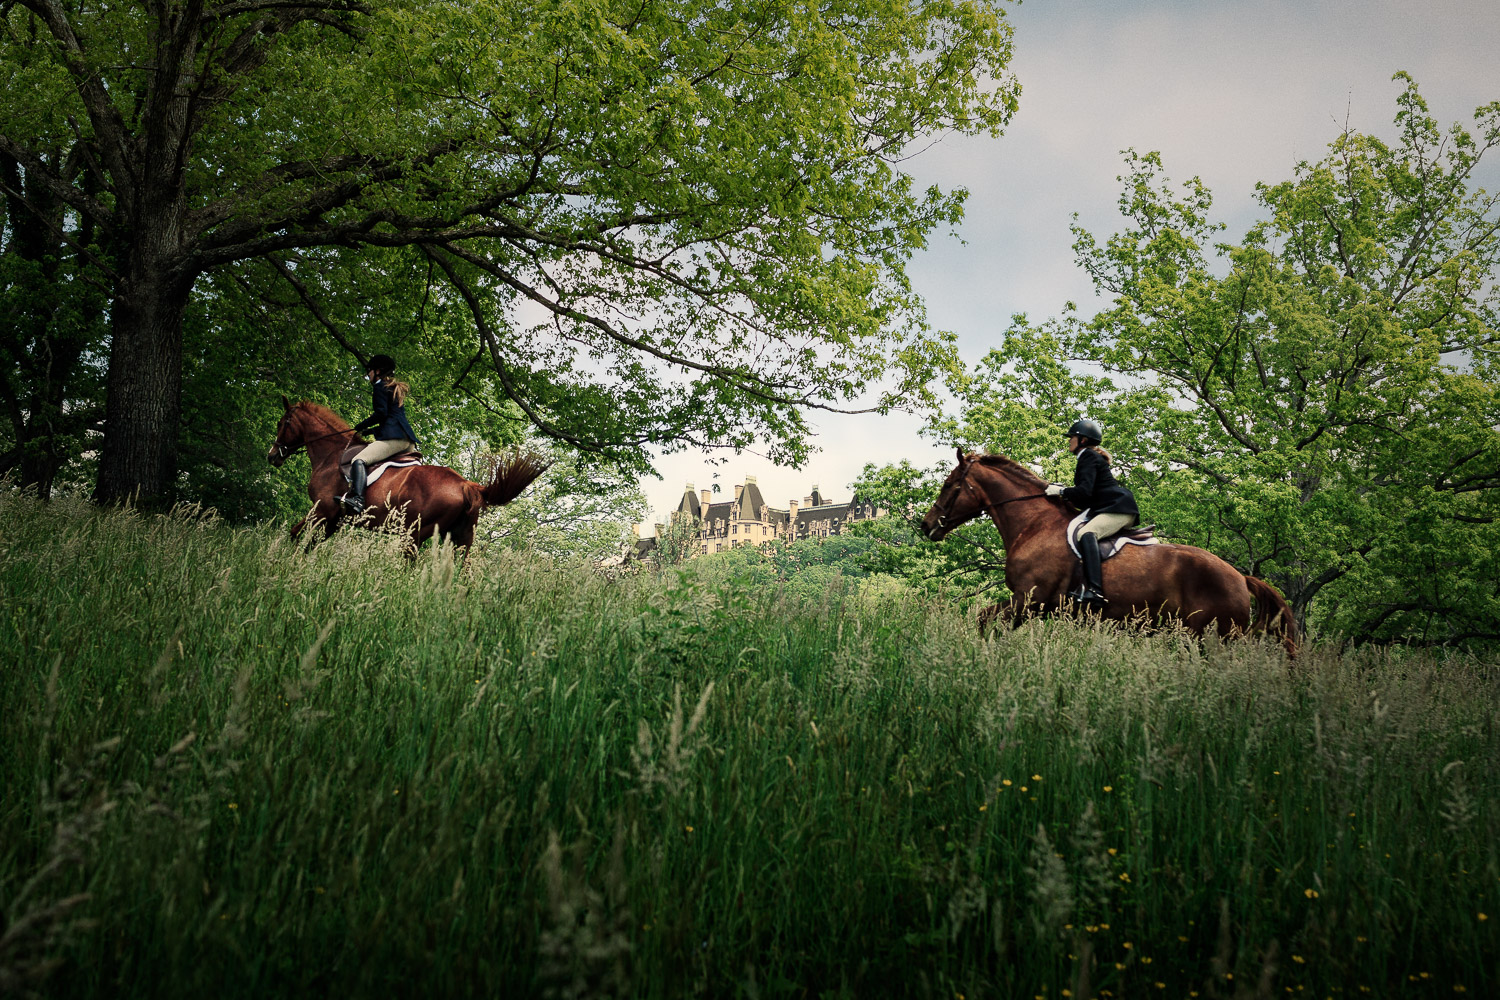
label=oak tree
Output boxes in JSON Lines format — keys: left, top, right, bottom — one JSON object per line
{"left": 1, "top": 0, "right": 1018, "bottom": 504}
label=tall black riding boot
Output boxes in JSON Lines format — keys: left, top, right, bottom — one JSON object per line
{"left": 343, "top": 459, "right": 368, "bottom": 514}
{"left": 1068, "top": 533, "right": 1107, "bottom": 607}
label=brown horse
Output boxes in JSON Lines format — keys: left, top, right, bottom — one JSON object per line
{"left": 921, "top": 449, "right": 1298, "bottom": 655}
{"left": 267, "top": 397, "right": 546, "bottom": 550}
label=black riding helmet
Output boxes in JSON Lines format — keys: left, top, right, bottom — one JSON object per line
{"left": 1066, "top": 417, "right": 1103, "bottom": 445}
{"left": 366, "top": 354, "right": 396, "bottom": 376}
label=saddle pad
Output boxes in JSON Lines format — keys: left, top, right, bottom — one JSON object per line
{"left": 339, "top": 442, "right": 424, "bottom": 485}
{"left": 1067, "top": 510, "right": 1158, "bottom": 561}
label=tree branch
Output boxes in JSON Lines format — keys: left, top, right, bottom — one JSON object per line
{"left": 263, "top": 256, "right": 367, "bottom": 365}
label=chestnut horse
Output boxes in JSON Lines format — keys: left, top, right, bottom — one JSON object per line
{"left": 267, "top": 397, "right": 546, "bottom": 550}
{"left": 921, "top": 449, "right": 1298, "bottom": 655}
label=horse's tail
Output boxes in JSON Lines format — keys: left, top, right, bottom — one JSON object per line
{"left": 476, "top": 449, "right": 549, "bottom": 508}
{"left": 1244, "top": 575, "right": 1300, "bottom": 659}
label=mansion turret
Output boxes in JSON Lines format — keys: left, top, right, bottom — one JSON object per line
{"left": 666, "top": 477, "right": 880, "bottom": 557}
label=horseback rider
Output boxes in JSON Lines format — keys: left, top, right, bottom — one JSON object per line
{"left": 1043, "top": 418, "right": 1139, "bottom": 606}
{"left": 343, "top": 354, "right": 419, "bottom": 514}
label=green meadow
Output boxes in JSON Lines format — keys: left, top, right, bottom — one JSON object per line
{"left": 1, "top": 493, "right": 1497, "bottom": 998}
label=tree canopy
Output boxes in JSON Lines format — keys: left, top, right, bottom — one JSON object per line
{"left": 861, "top": 76, "right": 1500, "bottom": 646}
{"left": 1, "top": 0, "right": 1019, "bottom": 505}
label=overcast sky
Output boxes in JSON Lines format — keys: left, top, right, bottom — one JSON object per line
{"left": 637, "top": 0, "right": 1500, "bottom": 532}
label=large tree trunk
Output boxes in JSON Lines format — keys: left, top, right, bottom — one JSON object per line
{"left": 93, "top": 65, "right": 199, "bottom": 507}
{"left": 93, "top": 264, "right": 195, "bottom": 506}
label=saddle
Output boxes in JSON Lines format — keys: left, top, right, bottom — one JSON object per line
{"left": 339, "top": 442, "right": 424, "bottom": 486}
{"left": 1066, "top": 510, "right": 1158, "bottom": 561}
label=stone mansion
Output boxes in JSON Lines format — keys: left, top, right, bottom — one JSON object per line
{"left": 641, "top": 476, "right": 881, "bottom": 559}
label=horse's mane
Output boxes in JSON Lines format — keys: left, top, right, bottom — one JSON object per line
{"left": 296, "top": 400, "right": 360, "bottom": 439}
{"left": 973, "top": 453, "right": 1048, "bottom": 489}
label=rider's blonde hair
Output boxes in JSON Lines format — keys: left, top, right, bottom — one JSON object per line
{"left": 381, "top": 374, "right": 411, "bottom": 406}
{"left": 1087, "top": 444, "right": 1113, "bottom": 464}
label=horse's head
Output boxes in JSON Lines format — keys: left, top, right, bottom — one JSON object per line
{"left": 921, "top": 448, "right": 990, "bottom": 541}
{"left": 268, "top": 396, "right": 304, "bottom": 467}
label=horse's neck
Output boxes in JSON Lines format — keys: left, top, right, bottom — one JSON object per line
{"left": 974, "top": 464, "right": 1060, "bottom": 550}
{"left": 302, "top": 411, "right": 353, "bottom": 468}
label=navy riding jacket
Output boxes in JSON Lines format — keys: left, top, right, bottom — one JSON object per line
{"left": 354, "top": 380, "right": 418, "bottom": 443}
{"left": 1060, "top": 447, "right": 1138, "bottom": 517}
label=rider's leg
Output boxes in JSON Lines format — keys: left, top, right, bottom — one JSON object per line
{"left": 1069, "top": 513, "right": 1136, "bottom": 605}
{"left": 343, "top": 438, "right": 415, "bottom": 513}
{"left": 1069, "top": 533, "right": 1105, "bottom": 605}
{"left": 352, "top": 438, "right": 415, "bottom": 465}
{"left": 344, "top": 460, "right": 369, "bottom": 514}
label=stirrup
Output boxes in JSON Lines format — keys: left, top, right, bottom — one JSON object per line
{"left": 340, "top": 492, "right": 365, "bottom": 514}
{"left": 1067, "top": 586, "right": 1107, "bottom": 606}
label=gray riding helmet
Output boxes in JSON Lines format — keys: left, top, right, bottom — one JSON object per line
{"left": 1066, "top": 417, "right": 1103, "bottom": 444}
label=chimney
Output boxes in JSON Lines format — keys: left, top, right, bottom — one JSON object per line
{"left": 653, "top": 522, "right": 664, "bottom": 538}
{"left": 734, "top": 484, "right": 744, "bottom": 501}
{"left": 803, "top": 496, "right": 813, "bottom": 507}
{"left": 631, "top": 524, "right": 640, "bottom": 539}
{"left": 788, "top": 499, "right": 798, "bottom": 519}
{"left": 701, "top": 488, "right": 711, "bottom": 507}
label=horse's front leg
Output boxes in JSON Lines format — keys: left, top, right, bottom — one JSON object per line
{"left": 979, "top": 600, "right": 1018, "bottom": 635}
{"left": 291, "top": 500, "right": 342, "bottom": 546}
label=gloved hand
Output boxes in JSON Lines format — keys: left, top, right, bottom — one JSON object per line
{"left": 1044, "top": 483, "right": 1064, "bottom": 497}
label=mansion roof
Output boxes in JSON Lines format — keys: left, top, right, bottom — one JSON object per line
{"left": 675, "top": 477, "right": 875, "bottom": 540}
{"left": 625, "top": 476, "right": 882, "bottom": 562}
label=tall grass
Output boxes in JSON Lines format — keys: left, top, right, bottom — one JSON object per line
{"left": 1, "top": 491, "right": 1497, "bottom": 998}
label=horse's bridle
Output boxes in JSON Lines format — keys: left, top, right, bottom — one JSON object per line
{"left": 932, "top": 458, "right": 1051, "bottom": 530}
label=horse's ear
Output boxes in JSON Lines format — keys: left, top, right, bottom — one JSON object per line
{"left": 281, "top": 394, "right": 291, "bottom": 412}
{"left": 955, "top": 445, "right": 965, "bottom": 463}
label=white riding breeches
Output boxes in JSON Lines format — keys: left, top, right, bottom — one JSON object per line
{"left": 1078, "top": 511, "right": 1137, "bottom": 541}
{"left": 353, "top": 438, "right": 415, "bottom": 465}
